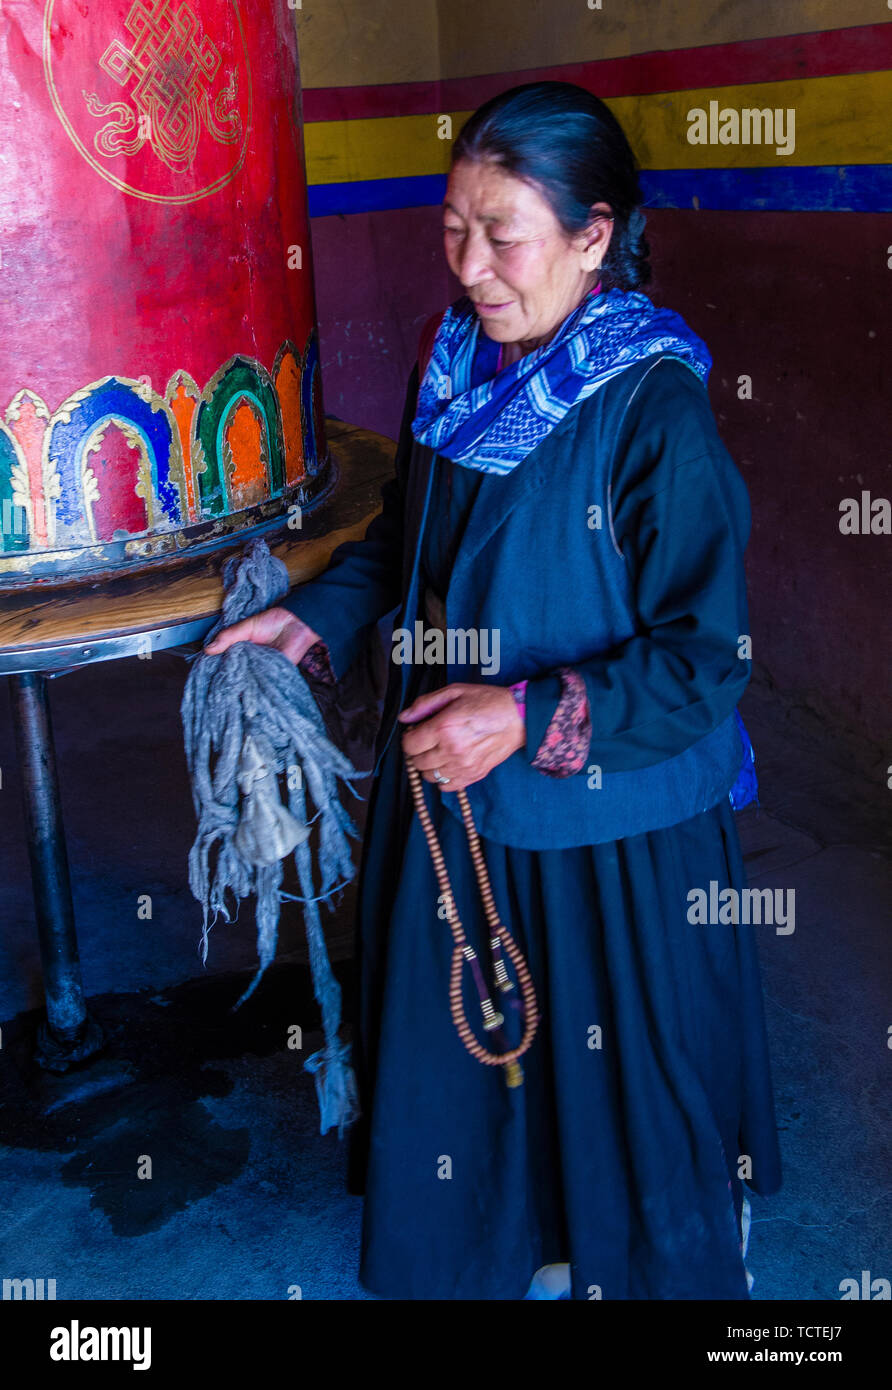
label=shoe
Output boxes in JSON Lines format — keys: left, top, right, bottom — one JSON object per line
{"left": 523, "top": 1263, "right": 572, "bottom": 1300}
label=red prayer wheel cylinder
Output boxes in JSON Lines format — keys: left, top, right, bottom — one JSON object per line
{"left": 0, "top": 1, "right": 329, "bottom": 584}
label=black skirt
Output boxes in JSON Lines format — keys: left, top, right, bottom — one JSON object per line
{"left": 343, "top": 657, "right": 782, "bottom": 1300}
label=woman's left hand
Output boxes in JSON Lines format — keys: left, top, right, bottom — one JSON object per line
{"left": 398, "top": 683, "right": 525, "bottom": 791}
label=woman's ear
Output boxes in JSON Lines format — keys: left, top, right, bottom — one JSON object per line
{"left": 578, "top": 202, "right": 614, "bottom": 271}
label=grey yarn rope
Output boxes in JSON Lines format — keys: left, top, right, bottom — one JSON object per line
{"left": 181, "top": 538, "right": 367, "bottom": 1137}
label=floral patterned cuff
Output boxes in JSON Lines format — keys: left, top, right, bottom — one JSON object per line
{"left": 509, "top": 679, "right": 528, "bottom": 723}
{"left": 298, "top": 638, "right": 337, "bottom": 686}
{"left": 530, "top": 667, "right": 591, "bottom": 777}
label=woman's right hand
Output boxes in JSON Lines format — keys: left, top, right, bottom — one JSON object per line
{"left": 204, "top": 607, "right": 322, "bottom": 667}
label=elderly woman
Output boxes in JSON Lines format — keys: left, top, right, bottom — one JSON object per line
{"left": 208, "top": 82, "right": 781, "bottom": 1300}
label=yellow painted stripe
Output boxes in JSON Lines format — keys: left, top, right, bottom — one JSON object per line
{"left": 298, "top": 2, "right": 892, "bottom": 90}
{"left": 307, "top": 112, "right": 454, "bottom": 184}
{"left": 615, "top": 72, "right": 892, "bottom": 169}
{"left": 305, "top": 71, "right": 892, "bottom": 183}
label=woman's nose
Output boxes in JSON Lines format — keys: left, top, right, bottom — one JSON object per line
{"left": 456, "top": 236, "right": 493, "bottom": 288}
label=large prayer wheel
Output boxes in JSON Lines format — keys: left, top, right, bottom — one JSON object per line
{"left": 0, "top": 0, "right": 329, "bottom": 584}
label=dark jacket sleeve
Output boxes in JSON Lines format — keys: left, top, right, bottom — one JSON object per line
{"left": 522, "top": 358, "right": 752, "bottom": 774}
{"left": 280, "top": 366, "right": 419, "bottom": 680}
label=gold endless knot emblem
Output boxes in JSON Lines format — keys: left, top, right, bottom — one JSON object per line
{"left": 83, "top": 0, "right": 242, "bottom": 172}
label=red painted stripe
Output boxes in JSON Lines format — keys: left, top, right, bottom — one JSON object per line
{"left": 303, "top": 22, "right": 892, "bottom": 123}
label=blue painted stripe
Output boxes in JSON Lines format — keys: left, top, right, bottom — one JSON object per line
{"left": 640, "top": 165, "right": 892, "bottom": 212}
{"left": 308, "top": 167, "right": 892, "bottom": 217}
{"left": 308, "top": 174, "right": 448, "bottom": 216}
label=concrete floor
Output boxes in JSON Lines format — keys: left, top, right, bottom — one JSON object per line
{"left": 0, "top": 652, "right": 889, "bottom": 1300}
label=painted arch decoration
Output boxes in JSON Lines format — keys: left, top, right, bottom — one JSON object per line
{"left": 0, "top": 335, "right": 328, "bottom": 577}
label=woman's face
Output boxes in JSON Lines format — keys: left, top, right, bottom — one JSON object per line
{"left": 443, "top": 158, "right": 614, "bottom": 355}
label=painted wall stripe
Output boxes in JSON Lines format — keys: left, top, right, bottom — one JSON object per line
{"left": 308, "top": 174, "right": 448, "bottom": 217}
{"left": 304, "top": 71, "right": 892, "bottom": 186}
{"left": 307, "top": 166, "right": 892, "bottom": 217}
{"left": 639, "top": 165, "right": 892, "bottom": 212}
{"left": 303, "top": 23, "right": 892, "bottom": 124}
{"left": 613, "top": 72, "right": 892, "bottom": 171}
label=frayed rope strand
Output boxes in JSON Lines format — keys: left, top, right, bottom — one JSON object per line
{"left": 181, "top": 538, "right": 366, "bottom": 1137}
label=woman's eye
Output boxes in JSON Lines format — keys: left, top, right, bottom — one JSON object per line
{"left": 443, "top": 226, "right": 464, "bottom": 236}
{"left": 491, "top": 239, "right": 514, "bottom": 249}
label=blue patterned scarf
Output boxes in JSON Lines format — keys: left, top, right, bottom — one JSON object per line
{"left": 412, "top": 286, "right": 712, "bottom": 474}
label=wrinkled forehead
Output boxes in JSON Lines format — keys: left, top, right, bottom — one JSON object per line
{"left": 443, "top": 159, "right": 555, "bottom": 230}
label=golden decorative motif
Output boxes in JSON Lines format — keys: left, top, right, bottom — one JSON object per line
{"left": 6, "top": 390, "right": 51, "bottom": 427}
{"left": 80, "top": 420, "right": 155, "bottom": 543}
{"left": 43, "top": 0, "right": 252, "bottom": 205}
{"left": 126, "top": 422, "right": 158, "bottom": 531}
{"left": 81, "top": 430, "right": 104, "bottom": 544}
{"left": 1, "top": 338, "right": 325, "bottom": 577}
{"left": 83, "top": 2, "right": 242, "bottom": 173}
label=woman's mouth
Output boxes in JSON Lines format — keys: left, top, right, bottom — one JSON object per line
{"left": 474, "top": 300, "right": 513, "bottom": 315}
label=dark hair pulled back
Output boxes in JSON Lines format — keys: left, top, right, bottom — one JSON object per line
{"left": 452, "top": 81, "right": 650, "bottom": 292}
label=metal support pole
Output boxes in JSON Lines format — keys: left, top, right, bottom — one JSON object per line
{"left": 9, "top": 672, "right": 104, "bottom": 1069}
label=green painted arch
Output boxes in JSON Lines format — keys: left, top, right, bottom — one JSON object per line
{"left": 194, "top": 358, "right": 285, "bottom": 516}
